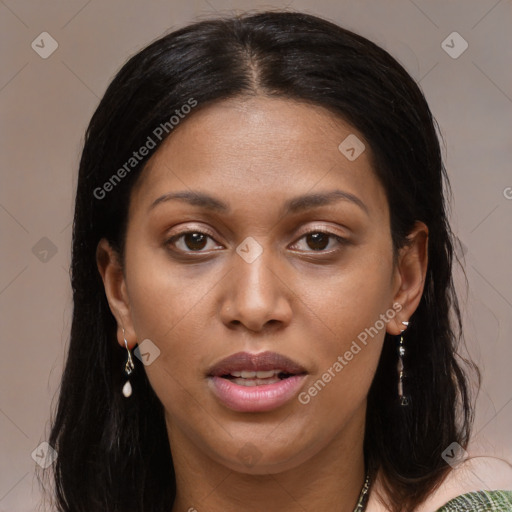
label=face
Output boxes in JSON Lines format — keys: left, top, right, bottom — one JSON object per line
{"left": 98, "top": 95, "right": 426, "bottom": 476}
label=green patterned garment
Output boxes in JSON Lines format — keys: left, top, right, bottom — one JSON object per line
{"left": 436, "top": 490, "right": 512, "bottom": 511}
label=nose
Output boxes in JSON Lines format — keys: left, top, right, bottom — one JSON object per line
{"left": 219, "top": 250, "right": 293, "bottom": 333}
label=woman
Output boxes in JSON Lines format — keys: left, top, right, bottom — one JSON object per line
{"left": 42, "top": 10, "right": 512, "bottom": 512}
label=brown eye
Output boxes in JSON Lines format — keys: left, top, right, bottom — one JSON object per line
{"left": 305, "top": 232, "right": 330, "bottom": 251}
{"left": 291, "top": 230, "right": 348, "bottom": 253}
{"left": 182, "top": 232, "right": 208, "bottom": 251}
{"left": 166, "top": 231, "right": 221, "bottom": 253}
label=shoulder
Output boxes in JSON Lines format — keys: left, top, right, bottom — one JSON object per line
{"left": 435, "top": 489, "right": 512, "bottom": 512}
{"left": 421, "top": 456, "right": 512, "bottom": 511}
{"left": 366, "top": 456, "right": 512, "bottom": 512}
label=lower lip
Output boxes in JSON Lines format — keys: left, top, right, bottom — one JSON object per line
{"left": 208, "top": 375, "right": 307, "bottom": 412}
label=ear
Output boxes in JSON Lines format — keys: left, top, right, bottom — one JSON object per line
{"left": 96, "top": 238, "right": 136, "bottom": 349}
{"left": 387, "top": 221, "right": 429, "bottom": 336}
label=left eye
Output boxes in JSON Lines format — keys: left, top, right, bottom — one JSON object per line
{"left": 165, "top": 230, "right": 346, "bottom": 253}
{"left": 290, "top": 231, "right": 347, "bottom": 252}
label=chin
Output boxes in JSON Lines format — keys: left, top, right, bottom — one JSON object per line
{"left": 214, "top": 440, "right": 316, "bottom": 476}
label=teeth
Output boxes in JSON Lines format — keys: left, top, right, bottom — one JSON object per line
{"left": 224, "top": 369, "right": 289, "bottom": 386}
{"left": 234, "top": 369, "right": 283, "bottom": 379}
{"left": 232, "top": 377, "right": 281, "bottom": 386}
{"left": 256, "top": 370, "right": 278, "bottom": 379}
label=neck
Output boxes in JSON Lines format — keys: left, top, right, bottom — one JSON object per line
{"left": 168, "top": 408, "right": 367, "bottom": 512}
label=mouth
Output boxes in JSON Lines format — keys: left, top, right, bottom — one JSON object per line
{"left": 206, "top": 351, "right": 308, "bottom": 412}
{"left": 207, "top": 350, "right": 307, "bottom": 383}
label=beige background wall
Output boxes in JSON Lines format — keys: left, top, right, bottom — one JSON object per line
{"left": 1, "top": 0, "right": 511, "bottom": 510}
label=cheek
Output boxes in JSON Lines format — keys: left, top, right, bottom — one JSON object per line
{"left": 124, "top": 261, "right": 207, "bottom": 420}
{"left": 125, "top": 241, "right": 217, "bottom": 339}
{"left": 300, "top": 247, "right": 395, "bottom": 399}
{"left": 304, "top": 245, "right": 394, "bottom": 344}
{"left": 122, "top": 247, "right": 214, "bottom": 394}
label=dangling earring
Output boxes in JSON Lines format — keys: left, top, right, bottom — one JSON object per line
{"left": 122, "top": 329, "right": 134, "bottom": 398}
{"left": 397, "top": 321, "right": 409, "bottom": 406}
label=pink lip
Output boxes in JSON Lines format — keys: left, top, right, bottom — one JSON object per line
{"left": 206, "top": 351, "right": 308, "bottom": 412}
{"left": 208, "top": 374, "right": 307, "bottom": 412}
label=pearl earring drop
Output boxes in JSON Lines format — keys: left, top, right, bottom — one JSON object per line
{"left": 122, "top": 331, "right": 135, "bottom": 398}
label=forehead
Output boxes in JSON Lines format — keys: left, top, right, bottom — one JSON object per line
{"left": 129, "top": 96, "right": 388, "bottom": 221}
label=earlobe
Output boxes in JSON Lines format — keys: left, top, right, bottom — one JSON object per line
{"left": 96, "top": 238, "right": 136, "bottom": 348}
{"left": 387, "top": 221, "right": 429, "bottom": 335}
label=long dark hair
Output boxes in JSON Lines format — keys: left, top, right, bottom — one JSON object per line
{"left": 41, "top": 10, "right": 479, "bottom": 512}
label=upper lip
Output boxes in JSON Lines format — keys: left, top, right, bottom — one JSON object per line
{"left": 207, "top": 351, "right": 307, "bottom": 377}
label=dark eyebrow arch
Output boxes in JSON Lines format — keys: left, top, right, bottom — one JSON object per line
{"left": 148, "top": 189, "right": 369, "bottom": 216}
{"left": 283, "top": 190, "right": 369, "bottom": 216}
{"left": 149, "top": 191, "right": 230, "bottom": 213}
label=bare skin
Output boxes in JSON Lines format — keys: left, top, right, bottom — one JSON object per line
{"left": 97, "top": 96, "right": 428, "bottom": 511}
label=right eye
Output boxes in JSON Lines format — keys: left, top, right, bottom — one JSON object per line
{"left": 165, "top": 230, "right": 224, "bottom": 254}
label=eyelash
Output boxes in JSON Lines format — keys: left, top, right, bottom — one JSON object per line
{"left": 165, "top": 228, "right": 349, "bottom": 255}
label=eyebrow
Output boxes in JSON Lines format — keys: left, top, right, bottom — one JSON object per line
{"left": 148, "top": 189, "right": 369, "bottom": 216}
